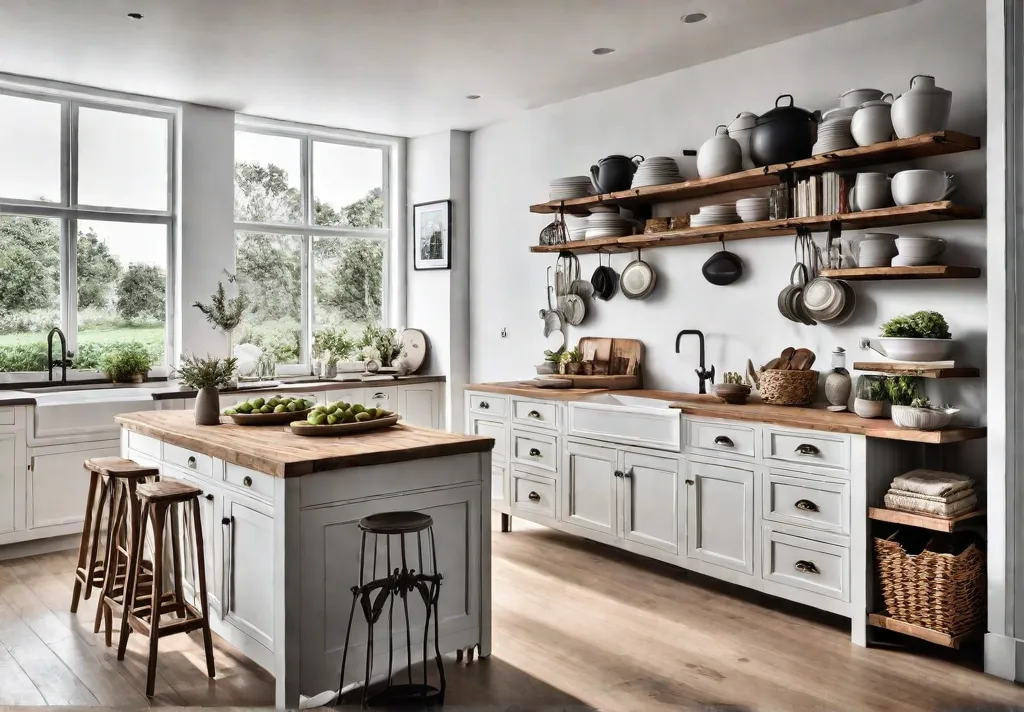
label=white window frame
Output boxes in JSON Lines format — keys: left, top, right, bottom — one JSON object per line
{"left": 233, "top": 117, "right": 392, "bottom": 375}
{"left": 0, "top": 81, "right": 178, "bottom": 380}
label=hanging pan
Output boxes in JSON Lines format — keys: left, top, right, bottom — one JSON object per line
{"left": 702, "top": 239, "right": 744, "bottom": 286}
{"left": 620, "top": 249, "right": 657, "bottom": 300}
{"left": 591, "top": 252, "right": 618, "bottom": 301}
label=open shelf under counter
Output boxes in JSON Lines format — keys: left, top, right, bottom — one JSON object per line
{"left": 531, "top": 202, "right": 981, "bottom": 254}
{"left": 530, "top": 131, "right": 981, "bottom": 215}
{"left": 820, "top": 265, "right": 981, "bottom": 281}
{"left": 867, "top": 507, "right": 985, "bottom": 533}
{"left": 867, "top": 613, "right": 979, "bottom": 649}
{"left": 852, "top": 362, "right": 980, "bottom": 378}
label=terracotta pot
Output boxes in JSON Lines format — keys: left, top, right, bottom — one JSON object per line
{"left": 566, "top": 362, "right": 582, "bottom": 375}
{"left": 194, "top": 387, "right": 221, "bottom": 426}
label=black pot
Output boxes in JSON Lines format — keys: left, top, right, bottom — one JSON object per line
{"left": 749, "top": 94, "right": 821, "bottom": 167}
{"left": 702, "top": 249, "right": 743, "bottom": 286}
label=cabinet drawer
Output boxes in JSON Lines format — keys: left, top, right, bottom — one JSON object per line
{"left": 763, "top": 428, "right": 849, "bottom": 472}
{"left": 511, "top": 398, "right": 559, "bottom": 431}
{"left": 363, "top": 386, "right": 398, "bottom": 412}
{"left": 763, "top": 470, "right": 849, "bottom": 535}
{"left": 762, "top": 527, "right": 849, "bottom": 601}
{"left": 510, "top": 468, "right": 556, "bottom": 518}
{"left": 491, "top": 462, "right": 507, "bottom": 502}
{"left": 224, "top": 463, "right": 274, "bottom": 501}
{"left": 163, "top": 443, "right": 214, "bottom": 478}
{"left": 471, "top": 417, "right": 507, "bottom": 458}
{"left": 511, "top": 429, "right": 558, "bottom": 473}
{"left": 469, "top": 394, "right": 507, "bottom": 418}
{"left": 687, "top": 419, "right": 757, "bottom": 459}
{"left": 127, "top": 431, "right": 161, "bottom": 459}
{"left": 0, "top": 408, "right": 14, "bottom": 426}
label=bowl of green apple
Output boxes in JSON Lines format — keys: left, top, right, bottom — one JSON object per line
{"left": 223, "top": 396, "right": 316, "bottom": 425}
{"left": 289, "top": 400, "right": 400, "bottom": 436}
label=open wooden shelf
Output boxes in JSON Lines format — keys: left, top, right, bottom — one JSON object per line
{"left": 852, "top": 362, "right": 980, "bottom": 378}
{"left": 867, "top": 613, "right": 978, "bottom": 649}
{"left": 531, "top": 202, "right": 981, "bottom": 254}
{"left": 867, "top": 507, "right": 985, "bottom": 533}
{"left": 820, "top": 265, "right": 981, "bottom": 281}
{"left": 531, "top": 131, "right": 981, "bottom": 215}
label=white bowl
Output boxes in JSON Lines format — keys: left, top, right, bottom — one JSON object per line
{"left": 840, "top": 88, "right": 885, "bottom": 108}
{"left": 891, "top": 405, "right": 957, "bottom": 430}
{"left": 895, "top": 236, "right": 946, "bottom": 259}
{"left": 891, "top": 169, "right": 956, "bottom": 206}
{"left": 874, "top": 337, "right": 953, "bottom": 362}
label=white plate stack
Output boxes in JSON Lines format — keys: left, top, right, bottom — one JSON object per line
{"left": 565, "top": 214, "right": 588, "bottom": 241}
{"left": 813, "top": 107, "right": 857, "bottom": 154}
{"left": 549, "top": 176, "right": 594, "bottom": 201}
{"left": 584, "top": 208, "right": 631, "bottom": 239}
{"left": 735, "top": 197, "right": 770, "bottom": 222}
{"left": 632, "top": 157, "right": 683, "bottom": 188}
{"left": 691, "top": 202, "right": 740, "bottom": 227}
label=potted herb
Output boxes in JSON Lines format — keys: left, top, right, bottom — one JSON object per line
{"left": 884, "top": 375, "right": 922, "bottom": 407}
{"left": 101, "top": 342, "right": 154, "bottom": 384}
{"left": 875, "top": 310, "right": 953, "bottom": 362}
{"left": 193, "top": 272, "right": 249, "bottom": 361}
{"left": 891, "top": 395, "right": 960, "bottom": 431}
{"left": 312, "top": 326, "right": 358, "bottom": 377}
{"left": 173, "top": 354, "right": 238, "bottom": 426}
{"left": 560, "top": 347, "right": 583, "bottom": 375}
{"left": 713, "top": 371, "right": 751, "bottom": 404}
{"left": 853, "top": 375, "right": 886, "bottom": 419}
{"left": 537, "top": 347, "right": 564, "bottom": 375}
{"left": 360, "top": 325, "right": 402, "bottom": 372}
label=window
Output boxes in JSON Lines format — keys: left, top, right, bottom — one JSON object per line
{"left": 0, "top": 87, "right": 174, "bottom": 377}
{"left": 233, "top": 123, "right": 389, "bottom": 372}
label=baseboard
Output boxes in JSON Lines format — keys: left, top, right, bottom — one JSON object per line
{"left": 984, "top": 631, "right": 1024, "bottom": 681}
{"left": 0, "top": 533, "right": 79, "bottom": 561}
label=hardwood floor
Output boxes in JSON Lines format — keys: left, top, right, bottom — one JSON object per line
{"left": 1, "top": 516, "right": 1022, "bottom": 710}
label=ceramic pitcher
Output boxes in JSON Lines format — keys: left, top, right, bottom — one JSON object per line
{"left": 590, "top": 154, "right": 644, "bottom": 194}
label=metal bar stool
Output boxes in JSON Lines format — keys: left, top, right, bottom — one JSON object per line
{"left": 337, "top": 511, "right": 445, "bottom": 707}
{"left": 118, "top": 478, "right": 215, "bottom": 697}
{"left": 71, "top": 458, "right": 158, "bottom": 615}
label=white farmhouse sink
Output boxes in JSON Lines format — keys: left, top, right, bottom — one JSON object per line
{"left": 32, "top": 388, "right": 157, "bottom": 442}
{"left": 569, "top": 393, "right": 682, "bottom": 452}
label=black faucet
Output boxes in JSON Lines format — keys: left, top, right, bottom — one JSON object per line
{"left": 675, "top": 329, "right": 715, "bottom": 394}
{"left": 46, "top": 327, "right": 71, "bottom": 385}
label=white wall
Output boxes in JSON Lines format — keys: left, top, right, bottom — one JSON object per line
{"left": 470, "top": 0, "right": 987, "bottom": 425}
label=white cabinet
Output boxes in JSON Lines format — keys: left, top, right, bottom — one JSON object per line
{"left": 400, "top": 383, "right": 441, "bottom": 429}
{"left": 222, "top": 491, "right": 275, "bottom": 650}
{"left": 621, "top": 450, "right": 678, "bottom": 554}
{"left": 170, "top": 469, "right": 222, "bottom": 614}
{"left": 0, "top": 433, "right": 18, "bottom": 534}
{"left": 469, "top": 415, "right": 507, "bottom": 460}
{"left": 561, "top": 440, "right": 618, "bottom": 536}
{"left": 28, "top": 440, "right": 119, "bottom": 529}
{"left": 685, "top": 457, "right": 755, "bottom": 574}
{"left": 363, "top": 386, "right": 399, "bottom": 413}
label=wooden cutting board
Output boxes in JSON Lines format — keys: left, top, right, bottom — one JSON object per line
{"left": 578, "top": 337, "right": 643, "bottom": 377}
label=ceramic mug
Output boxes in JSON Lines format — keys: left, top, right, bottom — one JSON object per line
{"left": 851, "top": 172, "right": 893, "bottom": 211}
{"left": 891, "top": 169, "right": 956, "bottom": 206}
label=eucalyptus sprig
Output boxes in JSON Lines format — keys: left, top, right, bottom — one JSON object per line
{"left": 173, "top": 354, "right": 238, "bottom": 390}
{"left": 193, "top": 272, "right": 249, "bottom": 333}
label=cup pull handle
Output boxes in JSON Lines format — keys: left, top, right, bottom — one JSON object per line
{"left": 372, "top": 392, "right": 386, "bottom": 400}
{"left": 795, "top": 444, "right": 820, "bottom": 456}
{"left": 528, "top": 491, "right": 541, "bottom": 502}
{"left": 243, "top": 476, "right": 253, "bottom": 488}
{"left": 529, "top": 448, "right": 541, "bottom": 457}
{"left": 713, "top": 435, "right": 734, "bottom": 447}
{"left": 480, "top": 401, "right": 489, "bottom": 409}
{"left": 795, "top": 499, "right": 819, "bottom": 512}
{"left": 187, "top": 456, "right": 197, "bottom": 469}
{"left": 685, "top": 479, "right": 695, "bottom": 486}
{"left": 795, "top": 560, "right": 820, "bottom": 575}
{"left": 528, "top": 410, "right": 541, "bottom": 419}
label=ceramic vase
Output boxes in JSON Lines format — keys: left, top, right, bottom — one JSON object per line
{"left": 195, "top": 387, "right": 221, "bottom": 426}
{"left": 825, "top": 371, "right": 852, "bottom": 409}
{"left": 853, "top": 398, "right": 884, "bottom": 419}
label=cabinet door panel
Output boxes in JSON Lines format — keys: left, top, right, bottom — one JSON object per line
{"left": 686, "top": 459, "right": 754, "bottom": 574}
{"left": 0, "top": 433, "right": 17, "bottom": 534}
{"left": 401, "top": 385, "right": 439, "bottom": 429}
{"left": 170, "top": 470, "right": 221, "bottom": 614}
{"left": 470, "top": 417, "right": 506, "bottom": 459}
{"left": 29, "top": 441, "right": 119, "bottom": 529}
{"left": 223, "top": 494, "right": 274, "bottom": 650}
{"left": 622, "top": 450, "right": 678, "bottom": 554}
{"left": 561, "top": 440, "right": 617, "bottom": 536}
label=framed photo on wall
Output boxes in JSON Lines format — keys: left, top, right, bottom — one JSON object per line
{"left": 413, "top": 200, "right": 452, "bottom": 270}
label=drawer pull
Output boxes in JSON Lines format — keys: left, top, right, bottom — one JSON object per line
{"left": 685, "top": 479, "right": 695, "bottom": 486}
{"left": 794, "top": 499, "right": 820, "bottom": 512}
{"left": 243, "top": 475, "right": 253, "bottom": 488}
{"left": 479, "top": 401, "right": 490, "bottom": 409}
{"left": 528, "top": 448, "right": 541, "bottom": 457}
{"left": 527, "top": 410, "right": 541, "bottom": 419}
{"left": 528, "top": 491, "right": 541, "bottom": 502}
{"left": 187, "top": 456, "right": 197, "bottom": 469}
{"left": 205, "top": 493, "right": 214, "bottom": 501}
{"left": 614, "top": 470, "right": 624, "bottom": 478}
{"left": 623, "top": 468, "right": 633, "bottom": 479}
{"left": 372, "top": 392, "right": 386, "bottom": 400}
{"left": 795, "top": 443, "right": 820, "bottom": 456}
{"left": 713, "top": 435, "right": 734, "bottom": 447}
{"left": 794, "top": 560, "right": 820, "bottom": 575}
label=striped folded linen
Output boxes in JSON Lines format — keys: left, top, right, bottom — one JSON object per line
{"left": 890, "top": 469, "right": 975, "bottom": 498}
{"left": 885, "top": 487, "right": 975, "bottom": 505}
{"left": 883, "top": 491, "right": 978, "bottom": 518}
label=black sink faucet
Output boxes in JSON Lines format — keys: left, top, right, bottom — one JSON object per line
{"left": 46, "top": 327, "right": 71, "bottom": 385}
{"left": 675, "top": 329, "right": 715, "bottom": 394}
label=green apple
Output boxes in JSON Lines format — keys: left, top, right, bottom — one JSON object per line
{"left": 327, "top": 413, "right": 339, "bottom": 425}
{"left": 354, "top": 411, "right": 371, "bottom": 422}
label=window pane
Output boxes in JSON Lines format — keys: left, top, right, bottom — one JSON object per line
{"left": 0, "top": 95, "right": 62, "bottom": 203}
{"left": 313, "top": 237, "right": 384, "bottom": 353}
{"left": 0, "top": 215, "right": 61, "bottom": 372}
{"left": 313, "top": 142, "right": 383, "bottom": 228}
{"left": 235, "top": 232, "right": 303, "bottom": 364}
{"left": 76, "top": 220, "right": 167, "bottom": 369}
{"left": 234, "top": 132, "right": 302, "bottom": 224}
{"left": 78, "top": 108, "right": 169, "bottom": 211}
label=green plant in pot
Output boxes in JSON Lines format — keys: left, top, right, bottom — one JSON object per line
{"left": 312, "top": 326, "right": 357, "bottom": 377}
{"left": 193, "top": 272, "right": 249, "bottom": 368}
{"left": 360, "top": 325, "right": 402, "bottom": 372}
{"left": 853, "top": 375, "right": 887, "bottom": 419}
{"left": 876, "top": 310, "right": 953, "bottom": 362}
{"left": 537, "top": 346, "right": 564, "bottom": 375}
{"left": 173, "top": 354, "right": 238, "bottom": 426}
{"left": 100, "top": 342, "right": 154, "bottom": 384}
{"left": 890, "top": 393, "right": 960, "bottom": 431}
{"left": 560, "top": 347, "right": 583, "bottom": 375}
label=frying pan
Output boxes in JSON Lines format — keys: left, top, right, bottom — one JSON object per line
{"left": 591, "top": 253, "right": 618, "bottom": 301}
{"left": 702, "top": 240, "right": 743, "bottom": 286}
{"left": 620, "top": 250, "right": 657, "bottom": 300}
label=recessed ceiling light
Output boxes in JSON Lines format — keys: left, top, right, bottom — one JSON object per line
{"left": 127, "top": 12, "right": 144, "bottom": 19}
{"left": 681, "top": 12, "right": 707, "bottom": 23}
{"left": 592, "top": 47, "right": 616, "bottom": 55}
{"left": 466, "top": 94, "right": 481, "bottom": 100}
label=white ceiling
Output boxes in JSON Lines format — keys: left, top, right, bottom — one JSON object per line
{"left": 0, "top": 0, "right": 920, "bottom": 137}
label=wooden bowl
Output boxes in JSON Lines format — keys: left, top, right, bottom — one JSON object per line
{"left": 713, "top": 383, "right": 751, "bottom": 405}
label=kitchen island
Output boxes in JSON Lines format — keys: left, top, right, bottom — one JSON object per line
{"left": 115, "top": 410, "right": 493, "bottom": 709}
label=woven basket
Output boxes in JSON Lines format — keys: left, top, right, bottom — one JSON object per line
{"left": 874, "top": 534, "right": 986, "bottom": 636}
{"left": 758, "top": 369, "right": 818, "bottom": 406}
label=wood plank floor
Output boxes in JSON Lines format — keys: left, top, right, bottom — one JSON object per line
{"left": 1, "top": 516, "right": 1022, "bottom": 710}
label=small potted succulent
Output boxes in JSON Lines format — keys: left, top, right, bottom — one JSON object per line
{"left": 537, "top": 347, "right": 564, "bottom": 375}
{"left": 874, "top": 310, "right": 953, "bottom": 362}
{"left": 173, "top": 354, "right": 238, "bottom": 426}
{"left": 713, "top": 371, "right": 751, "bottom": 404}
{"left": 891, "top": 396, "right": 960, "bottom": 431}
{"left": 853, "top": 375, "right": 886, "bottom": 419}
{"left": 101, "top": 342, "right": 154, "bottom": 384}
{"left": 560, "top": 347, "right": 583, "bottom": 375}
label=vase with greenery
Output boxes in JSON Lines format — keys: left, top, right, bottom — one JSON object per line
{"left": 193, "top": 272, "right": 249, "bottom": 362}
{"left": 360, "top": 325, "right": 402, "bottom": 370}
{"left": 560, "top": 347, "right": 583, "bottom": 375}
{"left": 173, "top": 354, "right": 238, "bottom": 425}
{"left": 537, "top": 346, "right": 565, "bottom": 375}
{"left": 312, "top": 326, "right": 357, "bottom": 377}
{"left": 100, "top": 342, "right": 154, "bottom": 384}
{"left": 884, "top": 375, "right": 922, "bottom": 406}
{"left": 877, "top": 310, "right": 953, "bottom": 362}
{"left": 853, "top": 375, "right": 886, "bottom": 419}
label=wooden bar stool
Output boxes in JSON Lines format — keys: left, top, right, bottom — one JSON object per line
{"left": 118, "top": 478, "right": 215, "bottom": 697}
{"left": 71, "top": 457, "right": 158, "bottom": 615}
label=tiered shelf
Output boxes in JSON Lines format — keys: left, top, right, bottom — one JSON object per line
{"left": 852, "top": 362, "right": 980, "bottom": 379}
{"left": 819, "top": 266, "right": 981, "bottom": 281}
{"left": 867, "top": 613, "right": 977, "bottom": 649}
{"left": 867, "top": 507, "right": 985, "bottom": 533}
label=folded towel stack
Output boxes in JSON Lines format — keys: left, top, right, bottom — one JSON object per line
{"left": 883, "top": 469, "right": 978, "bottom": 518}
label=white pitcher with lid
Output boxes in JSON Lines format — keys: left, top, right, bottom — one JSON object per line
{"left": 891, "top": 75, "right": 952, "bottom": 139}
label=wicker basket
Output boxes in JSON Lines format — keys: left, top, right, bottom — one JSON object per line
{"left": 874, "top": 533, "right": 986, "bottom": 636}
{"left": 758, "top": 369, "right": 818, "bottom": 406}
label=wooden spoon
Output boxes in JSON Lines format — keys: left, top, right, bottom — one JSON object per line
{"left": 790, "top": 348, "right": 816, "bottom": 371}
{"left": 776, "top": 347, "right": 796, "bottom": 370}
{"left": 762, "top": 358, "right": 781, "bottom": 371}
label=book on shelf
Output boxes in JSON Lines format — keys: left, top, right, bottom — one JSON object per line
{"left": 789, "top": 172, "right": 850, "bottom": 218}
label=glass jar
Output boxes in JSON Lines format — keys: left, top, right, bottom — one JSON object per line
{"left": 830, "top": 347, "right": 848, "bottom": 374}
{"left": 856, "top": 374, "right": 886, "bottom": 401}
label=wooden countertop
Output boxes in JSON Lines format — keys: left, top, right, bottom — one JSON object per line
{"left": 466, "top": 383, "right": 986, "bottom": 444}
{"left": 116, "top": 410, "right": 494, "bottom": 478}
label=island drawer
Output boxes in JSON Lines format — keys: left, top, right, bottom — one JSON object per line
{"left": 127, "top": 431, "right": 161, "bottom": 459}
{"left": 511, "top": 398, "right": 559, "bottom": 431}
{"left": 762, "top": 470, "right": 849, "bottom": 535}
{"left": 225, "top": 463, "right": 274, "bottom": 501}
{"left": 510, "top": 468, "right": 556, "bottom": 519}
{"left": 511, "top": 429, "right": 558, "bottom": 473}
{"left": 762, "top": 527, "right": 849, "bottom": 601}
{"left": 469, "top": 394, "right": 507, "bottom": 418}
{"left": 763, "top": 428, "right": 849, "bottom": 472}
{"left": 163, "top": 443, "right": 214, "bottom": 478}
{"left": 687, "top": 418, "right": 757, "bottom": 459}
